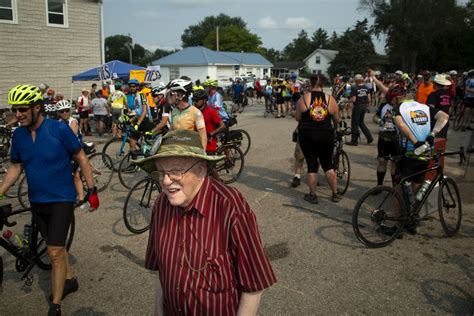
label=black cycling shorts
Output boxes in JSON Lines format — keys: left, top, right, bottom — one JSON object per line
{"left": 298, "top": 129, "right": 334, "bottom": 173}
{"left": 464, "top": 97, "right": 474, "bottom": 109}
{"left": 31, "top": 202, "right": 74, "bottom": 247}
{"left": 131, "top": 120, "right": 155, "bottom": 141}
{"left": 79, "top": 111, "right": 89, "bottom": 119}
{"left": 377, "top": 139, "right": 400, "bottom": 158}
{"left": 398, "top": 158, "right": 429, "bottom": 184}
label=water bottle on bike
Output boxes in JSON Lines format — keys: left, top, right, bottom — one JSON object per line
{"left": 2, "top": 230, "right": 24, "bottom": 249}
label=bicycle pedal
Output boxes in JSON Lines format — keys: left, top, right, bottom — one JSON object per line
{"left": 22, "top": 274, "right": 34, "bottom": 287}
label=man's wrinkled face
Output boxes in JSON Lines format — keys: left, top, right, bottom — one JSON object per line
{"left": 13, "top": 105, "right": 36, "bottom": 126}
{"left": 154, "top": 157, "right": 205, "bottom": 208}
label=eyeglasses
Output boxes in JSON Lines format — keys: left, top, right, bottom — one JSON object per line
{"left": 11, "top": 107, "right": 30, "bottom": 113}
{"left": 151, "top": 160, "right": 201, "bottom": 182}
{"left": 58, "top": 109, "right": 70, "bottom": 114}
{"left": 129, "top": 85, "right": 137, "bottom": 89}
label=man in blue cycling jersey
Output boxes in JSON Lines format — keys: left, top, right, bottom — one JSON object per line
{"left": 0, "top": 84, "right": 99, "bottom": 315}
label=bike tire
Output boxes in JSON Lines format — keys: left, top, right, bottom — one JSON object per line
{"left": 438, "top": 177, "right": 462, "bottom": 236}
{"left": 1, "top": 161, "right": 20, "bottom": 198}
{"left": 84, "top": 152, "right": 114, "bottom": 192}
{"left": 352, "top": 186, "right": 406, "bottom": 248}
{"left": 118, "top": 152, "right": 147, "bottom": 190}
{"left": 264, "top": 110, "right": 269, "bottom": 118}
{"left": 17, "top": 175, "right": 29, "bottom": 209}
{"left": 102, "top": 136, "right": 134, "bottom": 171}
{"left": 215, "top": 145, "right": 245, "bottom": 184}
{"left": 335, "top": 150, "right": 351, "bottom": 195}
{"left": 30, "top": 213, "right": 75, "bottom": 270}
{"left": 233, "top": 129, "right": 251, "bottom": 156}
{"left": 123, "top": 177, "right": 161, "bottom": 234}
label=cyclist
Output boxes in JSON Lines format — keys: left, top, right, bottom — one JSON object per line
{"left": 0, "top": 85, "right": 98, "bottom": 315}
{"left": 346, "top": 74, "right": 373, "bottom": 146}
{"left": 108, "top": 81, "right": 128, "bottom": 138}
{"left": 207, "top": 80, "right": 230, "bottom": 124}
{"left": 126, "top": 78, "right": 139, "bottom": 116}
{"left": 130, "top": 81, "right": 154, "bottom": 157}
{"left": 393, "top": 85, "right": 449, "bottom": 195}
{"left": 193, "top": 89, "right": 226, "bottom": 153}
{"left": 150, "top": 87, "right": 171, "bottom": 135}
{"left": 57, "top": 100, "right": 89, "bottom": 206}
{"left": 232, "top": 79, "right": 244, "bottom": 113}
{"left": 274, "top": 79, "right": 285, "bottom": 118}
{"left": 169, "top": 78, "right": 207, "bottom": 149}
{"left": 460, "top": 70, "right": 474, "bottom": 131}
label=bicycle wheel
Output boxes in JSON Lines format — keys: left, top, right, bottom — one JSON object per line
{"left": 1, "top": 160, "right": 20, "bottom": 198}
{"left": 233, "top": 129, "right": 251, "bottom": 156}
{"left": 215, "top": 145, "right": 245, "bottom": 184}
{"left": 264, "top": 110, "right": 269, "bottom": 118}
{"left": 118, "top": 152, "right": 147, "bottom": 189}
{"left": 438, "top": 177, "right": 462, "bottom": 236}
{"left": 334, "top": 150, "right": 351, "bottom": 195}
{"left": 123, "top": 178, "right": 161, "bottom": 234}
{"left": 30, "top": 213, "right": 75, "bottom": 270}
{"left": 84, "top": 152, "right": 114, "bottom": 192}
{"left": 352, "top": 186, "right": 406, "bottom": 248}
{"left": 17, "top": 175, "right": 30, "bottom": 209}
{"left": 102, "top": 137, "right": 131, "bottom": 171}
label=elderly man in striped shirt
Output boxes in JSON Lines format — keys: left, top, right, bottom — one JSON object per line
{"left": 135, "top": 130, "right": 276, "bottom": 315}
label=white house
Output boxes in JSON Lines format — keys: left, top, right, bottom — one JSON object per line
{"left": 152, "top": 46, "right": 273, "bottom": 83}
{"left": 303, "top": 49, "right": 338, "bottom": 77}
{"left": 0, "top": 0, "right": 104, "bottom": 105}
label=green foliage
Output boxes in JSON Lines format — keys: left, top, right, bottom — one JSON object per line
{"left": 281, "top": 30, "right": 313, "bottom": 61}
{"left": 260, "top": 47, "right": 281, "bottom": 64}
{"left": 105, "top": 35, "right": 177, "bottom": 67}
{"left": 360, "top": 0, "right": 474, "bottom": 71}
{"left": 203, "top": 25, "right": 262, "bottom": 52}
{"left": 328, "top": 19, "right": 378, "bottom": 77}
{"left": 181, "top": 14, "right": 247, "bottom": 48}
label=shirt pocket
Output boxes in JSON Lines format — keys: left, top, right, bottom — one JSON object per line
{"left": 199, "top": 251, "right": 236, "bottom": 293}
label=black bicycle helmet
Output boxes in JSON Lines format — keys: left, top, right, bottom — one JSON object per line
{"left": 192, "top": 89, "right": 208, "bottom": 101}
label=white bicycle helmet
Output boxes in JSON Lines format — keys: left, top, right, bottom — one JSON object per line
{"left": 168, "top": 79, "right": 193, "bottom": 95}
{"left": 448, "top": 70, "right": 457, "bottom": 75}
{"left": 56, "top": 99, "right": 71, "bottom": 111}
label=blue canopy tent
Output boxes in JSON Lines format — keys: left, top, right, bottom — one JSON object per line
{"left": 71, "top": 60, "right": 145, "bottom": 81}
{"left": 70, "top": 60, "right": 145, "bottom": 100}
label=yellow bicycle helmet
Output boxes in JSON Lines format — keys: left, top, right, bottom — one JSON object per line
{"left": 8, "top": 84, "right": 43, "bottom": 106}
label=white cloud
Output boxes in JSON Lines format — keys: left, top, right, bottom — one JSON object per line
{"left": 285, "top": 17, "right": 312, "bottom": 29}
{"left": 258, "top": 16, "right": 277, "bottom": 29}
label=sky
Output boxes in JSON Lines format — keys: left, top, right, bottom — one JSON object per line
{"left": 103, "top": 0, "right": 387, "bottom": 54}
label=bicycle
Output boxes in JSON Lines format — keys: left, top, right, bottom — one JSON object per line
{"left": 18, "top": 142, "right": 114, "bottom": 208}
{"left": 453, "top": 100, "right": 465, "bottom": 131}
{"left": 0, "top": 203, "right": 75, "bottom": 286}
{"left": 102, "top": 116, "right": 141, "bottom": 171}
{"left": 333, "top": 122, "right": 351, "bottom": 195}
{"left": 264, "top": 95, "right": 277, "bottom": 118}
{"left": 0, "top": 126, "right": 22, "bottom": 199}
{"left": 123, "top": 175, "right": 162, "bottom": 234}
{"left": 221, "top": 115, "right": 251, "bottom": 156}
{"left": 212, "top": 141, "right": 245, "bottom": 184}
{"left": 117, "top": 132, "right": 163, "bottom": 190}
{"left": 352, "top": 148, "right": 465, "bottom": 248}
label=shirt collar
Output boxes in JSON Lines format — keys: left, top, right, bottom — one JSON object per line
{"left": 183, "top": 177, "right": 212, "bottom": 217}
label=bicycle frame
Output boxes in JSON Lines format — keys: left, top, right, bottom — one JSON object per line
{"left": 0, "top": 206, "right": 46, "bottom": 285}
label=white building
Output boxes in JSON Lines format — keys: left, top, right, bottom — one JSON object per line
{"left": 303, "top": 49, "right": 338, "bottom": 77}
{"left": 152, "top": 46, "right": 273, "bottom": 83}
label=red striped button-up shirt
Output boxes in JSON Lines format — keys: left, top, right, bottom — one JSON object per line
{"left": 145, "top": 177, "right": 276, "bottom": 315}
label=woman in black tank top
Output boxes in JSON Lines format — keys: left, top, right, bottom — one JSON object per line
{"left": 295, "top": 74, "right": 342, "bottom": 203}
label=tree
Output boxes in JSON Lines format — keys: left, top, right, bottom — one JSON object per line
{"left": 311, "top": 28, "right": 329, "bottom": 50}
{"left": 181, "top": 14, "right": 247, "bottom": 47}
{"left": 260, "top": 47, "right": 281, "bottom": 64}
{"left": 105, "top": 34, "right": 150, "bottom": 66}
{"left": 359, "top": 0, "right": 472, "bottom": 71}
{"left": 281, "top": 30, "right": 313, "bottom": 61}
{"left": 202, "top": 25, "right": 262, "bottom": 52}
{"left": 327, "top": 19, "right": 378, "bottom": 77}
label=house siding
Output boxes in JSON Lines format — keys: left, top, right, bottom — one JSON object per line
{"left": 0, "top": 0, "right": 101, "bottom": 105}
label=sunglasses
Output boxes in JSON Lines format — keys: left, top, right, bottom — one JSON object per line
{"left": 11, "top": 107, "right": 30, "bottom": 113}
{"left": 58, "top": 109, "right": 70, "bottom": 114}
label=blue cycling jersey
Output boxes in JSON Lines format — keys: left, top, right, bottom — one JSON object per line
{"left": 11, "top": 119, "right": 82, "bottom": 203}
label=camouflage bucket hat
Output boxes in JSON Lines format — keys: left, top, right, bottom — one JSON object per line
{"left": 133, "top": 130, "right": 225, "bottom": 174}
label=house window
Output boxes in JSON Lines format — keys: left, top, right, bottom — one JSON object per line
{"left": 0, "top": 0, "right": 17, "bottom": 23}
{"left": 46, "top": 0, "right": 68, "bottom": 27}
{"left": 315, "top": 56, "right": 321, "bottom": 64}
{"left": 169, "top": 67, "right": 180, "bottom": 80}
